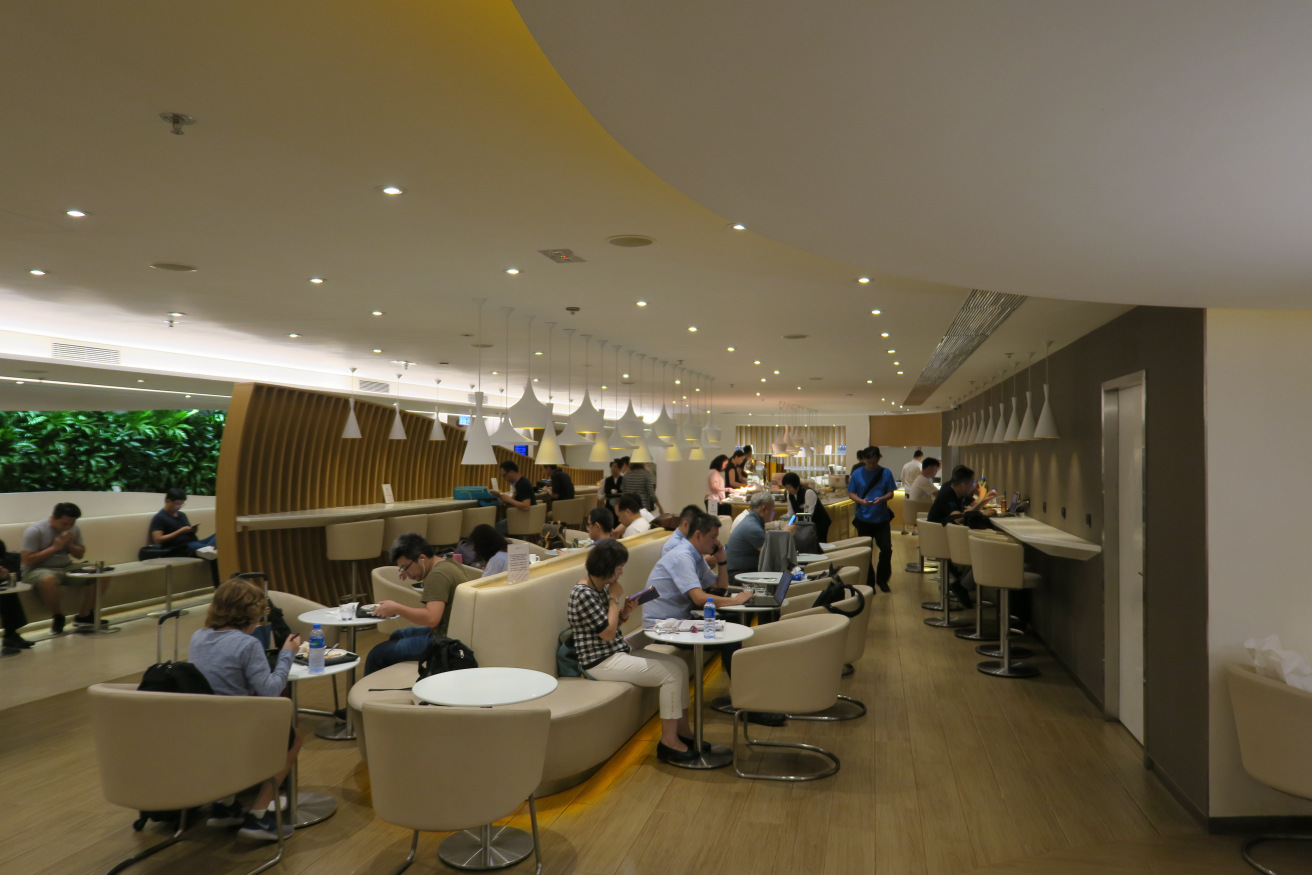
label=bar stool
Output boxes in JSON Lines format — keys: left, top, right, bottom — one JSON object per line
{"left": 946, "top": 524, "right": 1001, "bottom": 642}
{"left": 917, "top": 522, "right": 969, "bottom": 629}
{"left": 505, "top": 503, "right": 547, "bottom": 543}
{"left": 381, "top": 514, "right": 428, "bottom": 554}
{"left": 970, "top": 536, "right": 1042, "bottom": 678}
{"left": 428, "top": 510, "right": 462, "bottom": 552}
{"left": 901, "top": 500, "right": 937, "bottom": 574}
{"left": 460, "top": 505, "right": 496, "bottom": 539}
{"left": 917, "top": 513, "right": 957, "bottom": 613}
{"left": 325, "top": 519, "right": 386, "bottom": 597}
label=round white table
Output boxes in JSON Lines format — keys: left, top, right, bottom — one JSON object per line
{"left": 298, "top": 608, "right": 384, "bottom": 740}
{"left": 284, "top": 657, "right": 360, "bottom": 827}
{"left": 734, "top": 571, "right": 788, "bottom": 587}
{"left": 61, "top": 564, "right": 131, "bottom": 635}
{"left": 410, "top": 667, "right": 558, "bottom": 871}
{"left": 0, "top": 582, "right": 33, "bottom": 657}
{"left": 796, "top": 552, "right": 829, "bottom": 565}
{"left": 644, "top": 623, "right": 754, "bottom": 769}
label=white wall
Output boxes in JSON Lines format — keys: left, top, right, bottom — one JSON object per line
{"left": 1206, "top": 310, "right": 1312, "bottom": 817}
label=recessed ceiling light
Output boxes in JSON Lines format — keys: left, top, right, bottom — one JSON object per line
{"left": 636, "top": 301, "right": 647, "bottom": 307}
{"left": 688, "top": 326, "right": 697, "bottom": 332}
{"left": 371, "top": 310, "right": 384, "bottom": 316}
{"left": 372, "top": 348, "right": 383, "bottom": 353}
{"left": 882, "top": 398, "right": 886, "bottom": 401}
{"left": 533, "top": 378, "right": 540, "bottom": 383}
{"left": 797, "top": 386, "right": 802, "bottom": 390}
{"left": 674, "top": 379, "right": 681, "bottom": 385}
{"left": 533, "top": 351, "right": 543, "bottom": 356}
{"left": 756, "top": 392, "right": 761, "bottom": 396}
{"left": 772, "top": 370, "right": 780, "bottom": 375}
{"left": 730, "top": 223, "right": 746, "bottom": 231}
{"left": 726, "top": 347, "right": 735, "bottom": 352}
{"left": 897, "top": 371, "right": 904, "bottom": 375}
{"left": 881, "top": 332, "right": 890, "bottom": 338}
{"left": 65, "top": 209, "right": 88, "bottom": 218}
{"left": 185, "top": 394, "right": 192, "bottom": 399}
{"left": 309, "top": 277, "right": 325, "bottom": 284}
{"left": 760, "top": 378, "right": 767, "bottom": 382}
{"left": 491, "top": 371, "right": 499, "bottom": 375}
{"left": 15, "top": 381, "right": 23, "bottom": 385}
{"left": 753, "top": 360, "right": 761, "bottom": 365}
{"left": 505, "top": 268, "right": 520, "bottom": 275}
{"left": 887, "top": 349, "right": 896, "bottom": 354}
{"left": 166, "top": 311, "right": 186, "bottom": 317}
{"left": 893, "top": 361, "right": 900, "bottom": 365}
{"left": 137, "top": 379, "right": 145, "bottom": 383}
{"left": 867, "top": 380, "right": 873, "bottom": 384}
{"left": 29, "top": 269, "right": 46, "bottom": 276}
{"left": 288, "top": 333, "right": 300, "bottom": 338}
{"left": 622, "top": 373, "right": 630, "bottom": 379}
{"left": 871, "top": 309, "right": 881, "bottom": 315}
{"left": 857, "top": 277, "right": 871, "bottom": 284}
{"left": 379, "top": 185, "right": 404, "bottom": 195}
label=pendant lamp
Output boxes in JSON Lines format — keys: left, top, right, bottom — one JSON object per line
{"left": 992, "top": 402, "right": 1007, "bottom": 443}
{"left": 566, "top": 334, "right": 606, "bottom": 436}
{"left": 1033, "top": 341, "right": 1061, "bottom": 439}
{"left": 1003, "top": 366, "right": 1022, "bottom": 441}
{"left": 389, "top": 374, "right": 407, "bottom": 441}
{"left": 947, "top": 410, "right": 959, "bottom": 447}
{"left": 628, "top": 433, "right": 653, "bottom": 463}
{"left": 461, "top": 391, "right": 497, "bottom": 465}
{"left": 509, "top": 318, "right": 549, "bottom": 431}
{"left": 429, "top": 379, "right": 446, "bottom": 441}
{"left": 490, "top": 308, "right": 537, "bottom": 449}
{"left": 607, "top": 427, "right": 635, "bottom": 451}
{"left": 1017, "top": 354, "right": 1038, "bottom": 440}
{"left": 555, "top": 329, "right": 588, "bottom": 445}
{"left": 342, "top": 397, "right": 362, "bottom": 439}
{"left": 588, "top": 429, "right": 613, "bottom": 463}
{"left": 534, "top": 422, "right": 565, "bottom": 465}
{"left": 688, "top": 443, "right": 706, "bottom": 461}
{"left": 979, "top": 406, "right": 993, "bottom": 444}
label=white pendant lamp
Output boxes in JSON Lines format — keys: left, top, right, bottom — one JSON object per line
{"left": 534, "top": 423, "right": 565, "bottom": 465}
{"left": 1017, "top": 354, "right": 1038, "bottom": 440}
{"left": 566, "top": 333, "right": 606, "bottom": 436}
{"left": 947, "top": 410, "right": 959, "bottom": 447}
{"left": 490, "top": 308, "right": 537, "bottom": 449}
{"left": 607, "top": 426, "right": 635, "bottom": 451}
{"left": 628, "top": 433, "right": 653, "bottom": 463}
{"left": 979, "top": 407, "right": 993, "bottom": 444}
{"left": 1004, "top": 395, "right": 1022, "bottom": 442}
{"left": 967, "top": 410, "right": 981, "bottom": 445}
{"left": 429, "top": 380, "right": 446, "bottom": 441}
{"left": 992, "top": 402, "right": 1007, "bottom": 443}
{"left": 555, "top": 328, "right": 588, "bottom": 446}
{"left": 615, "top": 354, "right": 644, "bottom": 437}
{"left": 461, "top": 391, "right": 497, "bottom": 466}
{"left": 1033, "top": 341, "right": 1061, "bottom": 439}
{"left": 588, "top": 429, "right": 612, "bottom": 463}
{"left": 662, "top": 432, "right": 683, "bottom": 461}
{"left": 389, "top": 404, "right": 407, "bottom": 440}
{"left": 342, "top": 397, "right": 362, "bottom": 439}
{"left": 509, "top": 318, "right": 548, "bottom": 431}
{"left": 688, "top": 443, "right": 706, "bottom": 461}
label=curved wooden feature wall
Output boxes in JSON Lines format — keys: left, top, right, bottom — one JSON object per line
{"left": 216, "top": 382, "right": 601, "bottom": 603}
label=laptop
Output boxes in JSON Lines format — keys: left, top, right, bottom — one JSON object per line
{"left": 993, "top": 493, "right": 1023, "bottom": 519}
{"left": 745, "top": 570, "right": 793, "bottom": 608}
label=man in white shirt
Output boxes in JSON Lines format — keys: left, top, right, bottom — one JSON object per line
{"left": 899, "top": 451, "right": 924, "bottom": 533}
{"left": 909, "top": 457, "right": 942, "bottom": 504}
{"left": 615, "top": 494, "right": 651, "bottom": 539}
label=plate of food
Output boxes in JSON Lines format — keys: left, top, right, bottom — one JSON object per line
{"left": 294, "top": 644, "right": 357, "bottom": 665}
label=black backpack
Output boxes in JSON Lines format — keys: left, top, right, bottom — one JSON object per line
{"left": 812, "top": 581, "right": 865, "bottom": 618}
{"left": 417, "top": 636, "right": 479, "bottom": 680}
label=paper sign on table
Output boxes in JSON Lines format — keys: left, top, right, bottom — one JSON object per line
{"left": 507, "top": 542, "right": 531, "bottom": 584}
{"left": 381, "top": 484, "right": 395, "bottom": 505}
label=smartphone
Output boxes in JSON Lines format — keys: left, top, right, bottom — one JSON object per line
{"left": 631, "top": 586, "right": 660, "bottom": 605}
{"left": 490, "top": 477, "right": 500, "bottom": 493}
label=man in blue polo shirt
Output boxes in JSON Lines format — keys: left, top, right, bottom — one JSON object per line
{"left": 643, "top": 514, "right": 750, "bottom": 622}
{"left": 848, "top": 445, "right": 897, "bottom": 592}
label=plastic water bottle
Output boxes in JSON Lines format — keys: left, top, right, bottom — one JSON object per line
{"left": 703, "top": 600, "right": 716, "bottom": 639}
{"left": 308, "top": 623, "right": 325, "bottom": 674}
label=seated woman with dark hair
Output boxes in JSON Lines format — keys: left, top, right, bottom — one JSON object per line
{"left": 781, "top": 471, "right": 831, "bottom": 543}
{"left": 567, "top": 539, "right": 701, "bottom": 765}
{"left": 188, "top": 576, "right": 302, "bottom": 841}
{"left": 468, "top": 524, "right": 509, "bottom": 576}
{"left": 706, "top": 454, "right": 729, "bottom": 515}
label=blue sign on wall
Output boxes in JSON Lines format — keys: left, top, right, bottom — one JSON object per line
{"left": 837, "top": 444, "right": 847, "bottom": 454}
{"left": 513, "top": 444, "right": 528, "bottom": 456}
{"left": 458, "top": 414, "right": 471, "bottom": 426}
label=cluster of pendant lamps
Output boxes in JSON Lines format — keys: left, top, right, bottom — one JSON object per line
{"left": 946, "top": 343, "right": 1060, "bottom": 447}
{"left": 769, "top": 403, "right": 821, "bottom": 458}
{"left": 339, "top": 300, "right": 724, "bottom": 467}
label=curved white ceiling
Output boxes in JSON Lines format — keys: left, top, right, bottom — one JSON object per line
{"left": 516, "top": 1, "right": 1312, "bottom": 309}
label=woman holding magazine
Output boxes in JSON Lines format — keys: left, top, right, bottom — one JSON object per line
{"left": 566, "top": 539, "right": 701, "bottom": 765}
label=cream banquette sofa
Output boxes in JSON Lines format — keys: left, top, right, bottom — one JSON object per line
{"left": 0, "top": 506, "right": 216, "bottom": 626}
{"left": 351, "top": 528, "right": 688, "bottom": 795}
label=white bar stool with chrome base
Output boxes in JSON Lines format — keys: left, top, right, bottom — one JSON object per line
{"left": 970, "top": 536, "right": 1042, "bottom": 678}
{"left": 901, "top": 500, "right": 938, "bottom": 573}
{"left": 918, "top": 522, "right": 970, "bottom": 628}
{"left": 946, "top": 524, "right": 1003, "bottom": 642}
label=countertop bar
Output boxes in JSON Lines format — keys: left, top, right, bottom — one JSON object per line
{"left": 237, "top": 498, "right": 477, "bottom": 531}
{"left": 989, "top": 516, "right": 1102, "bottom": 561}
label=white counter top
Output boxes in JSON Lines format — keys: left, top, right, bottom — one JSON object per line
{"left": 236, "top": 498, "right": 477, "bottom": 531}
{"left": 989, "top": 516, "right": 1102, "bottom": 561}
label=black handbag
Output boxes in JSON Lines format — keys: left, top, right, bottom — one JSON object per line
{"left": 812, "top": 581, "right": 865, "bottom": 618}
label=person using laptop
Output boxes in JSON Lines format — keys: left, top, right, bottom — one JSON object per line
{"left": 726, "top": 491, "right": 795, "bottom": 582}
{"left": 643, "top": 513, "right": 750, "bottom": 622}
{"left": 568, "top": 539, "right": 701, "bottom": 765}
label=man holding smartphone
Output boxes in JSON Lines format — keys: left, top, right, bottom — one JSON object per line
{"left": 21, "top": 502, "right": 98, "bottom": 633}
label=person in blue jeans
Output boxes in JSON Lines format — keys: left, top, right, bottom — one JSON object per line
{"left": 847, "top": 445, "right": 897, "bottom": 592}
{"left": 365, "top": 533, "right": 478, "bottom": 674}
{"left": 149, "top": 488, "right": 218, "bottom": 558}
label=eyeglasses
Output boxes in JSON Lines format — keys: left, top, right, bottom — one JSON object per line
{"left": 397, "top": 558, "right": 421, "bottom": 580}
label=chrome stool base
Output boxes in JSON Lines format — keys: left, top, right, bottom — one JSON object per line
{"left": 977, "top": 660, "right": 1040, "bottom": 679}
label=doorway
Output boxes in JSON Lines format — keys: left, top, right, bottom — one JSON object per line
{"left": 1102, "top": 373, "right": 1146, "bottom": 745}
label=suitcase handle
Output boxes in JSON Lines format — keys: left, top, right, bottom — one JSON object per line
{"left": 157, "top": 610, "right": 182, "bottom": 625}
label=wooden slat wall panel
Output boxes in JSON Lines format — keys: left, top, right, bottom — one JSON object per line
{"left": 216, "top": 383, "right": 600, "bottom": 598}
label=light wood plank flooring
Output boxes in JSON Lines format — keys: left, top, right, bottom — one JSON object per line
{"left": 1, "top": 534, "right": 1302, "bottom": 874}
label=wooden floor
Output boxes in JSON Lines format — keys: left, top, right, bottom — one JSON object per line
{"left": 2, "top": 534, "right": 1304, "bottom": 875}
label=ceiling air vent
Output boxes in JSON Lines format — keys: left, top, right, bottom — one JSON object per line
{"left": 902, "top": 289, "right": 1026, "bottom": 407}
{"left": 537, "top": 248, "right": 586, "bottom": 263}
{"left": 52, "top": 343, "right": 120, "bottom": 364}
{"left": 358, "top": 380, "right": 391, "bottom": 394}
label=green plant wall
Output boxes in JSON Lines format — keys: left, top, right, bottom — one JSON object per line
{"left": 0, "top": 410, "right": 226, "bottom": 494}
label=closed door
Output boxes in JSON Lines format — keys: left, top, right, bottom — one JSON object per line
{"left": 1116, "top": 383, "right": 1146, "bottom": 743}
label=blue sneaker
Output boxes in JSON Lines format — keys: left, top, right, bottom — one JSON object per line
{"left": 206, "top": 800, "right": 244, "bottom": 828}
{"left": 237, "top": 811, "right": 293, "bottom": 841}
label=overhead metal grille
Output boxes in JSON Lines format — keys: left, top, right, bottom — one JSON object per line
{"left": 903, "top": 290, "right": 1026, "bottom": 407}
{"left": 358, "top": 380, "right": 390, "bottom": 394}
{"left": 52, "top": 342, "right": 120, "bottom": 364}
